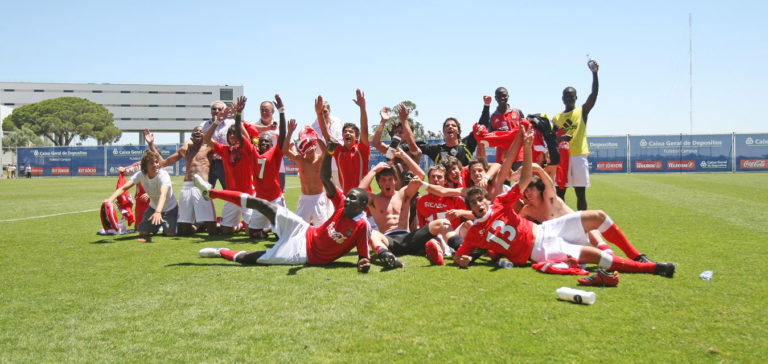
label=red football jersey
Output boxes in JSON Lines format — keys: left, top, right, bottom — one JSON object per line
{"left": 305, "top": 188, "right": 371, "bottom": 264}
{"left": 416, "top": 194, "right": 466, "bottom": 229}
{"left": 456, "top": 184, "right": 535, "bottom": 265}
{"left": 531, "top": 128, "right": 547, "bottom": 165}
{"left": 490, "top": 109, "right": 522, "bottom": 132}
{"left": 333, "top": 142, "right": 370, "bottom": 194}
{"left": 213, "top": 141, "right": 256, "bottom": 195}
{"left": 253, "top": 146, "right": 284, "bottom": 201}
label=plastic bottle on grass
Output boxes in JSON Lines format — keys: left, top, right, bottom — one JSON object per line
{"left": 700, "top": 270, "right": 713, "bottom": 280}
{"left": 556, "top": 287, "right": 596, "bottom": 305}
{"left": 497, "top": 259, "right": 514, "bottom": 269}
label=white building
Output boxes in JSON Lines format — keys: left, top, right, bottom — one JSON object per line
{"left": 1, "top": 82, "right": 244, "bottom": 145}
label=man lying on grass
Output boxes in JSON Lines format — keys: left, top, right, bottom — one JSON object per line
{"left": 451, "top": 125, "right": 677, "bottom": 281}
{"left": 195, "top": 138, "right": 404, "bottom": 272}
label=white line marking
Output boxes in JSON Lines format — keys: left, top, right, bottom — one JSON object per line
{"left": 0, "top": 209, "right": 99, "bottom": 223}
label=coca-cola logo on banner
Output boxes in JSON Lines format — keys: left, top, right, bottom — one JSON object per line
{"left": 741, "top": 159, "right": 768, "bottom": 169}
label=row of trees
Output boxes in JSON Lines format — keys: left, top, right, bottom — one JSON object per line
{"left": 2, "top": 97, "right": 444, "bottom": 149}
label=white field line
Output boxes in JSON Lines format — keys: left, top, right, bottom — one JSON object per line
{"left": 0, "top": 184, "right": 301, "bottom": 223}
{"left": 0, "top": 209, "right": 99, "bottom": 223}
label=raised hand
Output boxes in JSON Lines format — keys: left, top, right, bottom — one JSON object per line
{"left": 217, "top": 105, "right": 233, "bottom": 121}
{"left": 380, "top": 106, "right": 391, "bottom": 122}
{"left": 232, "top": 96, "right": 247, "bottom": 113}
{"left": 287, "top": 119, "right": 297, "bottom": 134}
{"left": 397, "top": 104, "right": 409, "bottom": 122}
{"left": 314, "top": 95, "right": 324, "bottom": 115}
{"left": 143, "top": 128, "right": 154, "bottom": 145}
{"left": 353, "top": 88, "right": 365, "bottom": 108}
{"left": 274, "top": 94, "right": 284, "bottom": 110}
{"left": 588, "top": 59, "right": 599, "bottom": 73}
{"left": 483, "top": 95, "right": 492, "bottom": 106}
{"left": 523, "top": 124, "right": 534, "bottom": 148}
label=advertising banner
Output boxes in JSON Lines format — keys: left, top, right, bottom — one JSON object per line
{"left": 17, "top": 146, "right": 105, "bottom": 176}
{"left": 734, "top": 134, "right": 768, "bottom": 172}
{"left": 107, "top": 145, "right": 178, "bottom": 176}
{"left": 629, "top": 134, "right": 732, "bottom": 173}
{"left": 587, "top": 136, "right": 627, "bottom": 173}
{"left": 284, "top": 157, "right": 298, "bottom": 176}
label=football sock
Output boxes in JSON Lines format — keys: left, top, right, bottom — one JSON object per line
{"left": 598, "top": 252, "right": 655, "bottom": 273}
{"left": 209, "top": 189, "right": 248, "bottom": 207}
{"left": 598, "top": 217, "right": 641, "bottom": 259}
{"left": 219, "top": 248, "right": 245, "bottom": 262}
{"left": 373, "top": 245, "right": 385, "bottom": 255}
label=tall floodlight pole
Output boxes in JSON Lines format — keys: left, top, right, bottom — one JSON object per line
{"left": 689, "top": 12, "right": 693, "bottom": 134}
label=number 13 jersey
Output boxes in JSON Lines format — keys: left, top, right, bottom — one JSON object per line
{"left": 456, "top": 184, "right": 535, "bottom": 265}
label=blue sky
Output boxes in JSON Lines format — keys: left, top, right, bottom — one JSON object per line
{"left": 1, "top": 0, "right": 766, "bottom": 144}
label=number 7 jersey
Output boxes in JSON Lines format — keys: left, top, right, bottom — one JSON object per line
{"left": 456, "top": 185, "right": 535, "bottom": 265}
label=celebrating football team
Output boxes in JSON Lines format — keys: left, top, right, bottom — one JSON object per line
{"left": 103, "top": 60, "right": 677, "bottom": 286}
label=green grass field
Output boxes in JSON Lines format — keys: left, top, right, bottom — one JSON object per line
{"left": 1, "top": 173, "right": 767, "bottom": 362}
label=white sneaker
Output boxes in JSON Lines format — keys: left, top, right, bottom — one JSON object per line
{"left": 199, "top": 247, "right": 224, "bottom": 258}
{"left": 193, "top": 174, "right": 212, "bottom": 200}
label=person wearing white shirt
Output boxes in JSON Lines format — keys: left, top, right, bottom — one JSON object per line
{"left": 104, "top": 150, "right": 178, "bottom": 242}
{"left": 201, "top": 100, "right": 234, "bottom": 189}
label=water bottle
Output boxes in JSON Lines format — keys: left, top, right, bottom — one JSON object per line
{"left": 497, "top": 259, "right": 514, "bottom": 269}
{"left": 556, "top": 287, "right": 596, "bottom": 305}
{"left": 700, "top": 270, "right": 713, "bottom": 280}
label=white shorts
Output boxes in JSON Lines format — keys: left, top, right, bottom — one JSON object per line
{"left": 296, "top": 193, "right": 332, "bottom": 225}
{"left": 530, "top": 212, "right": 590, "bottom": 262}
{"left": 221, "top": 201, "right": 253, "bottom": 228}
{"left": 249, "top": 195, "right": 286, "bottom": 230}
{"left": 257, "top": 205, "right": 309, "bottom": 265}
{"left": 178, "top": 181, "right": 217, "bottom": 224}
{"left": 567, "top": 154, "right": 590, "bottom": 187}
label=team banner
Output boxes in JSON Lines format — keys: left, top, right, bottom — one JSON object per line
{"left": 734, "top": 133, "right": 768, "bottom": 172}
{"left": 587, "top": 136, "right": 627, "bottom": 173}
{"left": 629, "top": 134, "right": 732, "bottom": 173}
{"left": 17, "top": 146, "right": 105, "bottom": 176}
{"left": 108, "top": 145, "right": 178, "bottom": 176}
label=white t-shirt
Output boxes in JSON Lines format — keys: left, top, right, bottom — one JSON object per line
{"left": 311, "top": 115, "right": 343, "bottom": 146}
{"left": 131, "top": 169, "right": 178, "bottom": 212}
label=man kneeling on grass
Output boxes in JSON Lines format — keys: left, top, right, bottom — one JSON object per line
{"left": 195, "top": 140, "right": 404, "bottom": 272}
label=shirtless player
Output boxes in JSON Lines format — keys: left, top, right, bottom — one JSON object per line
{"left": 282, "top": 119, "right": 332, "bottom": 225}
{"left": 519, "top": 164, "right": 653, "bottom": 263}
{"left": 147, "top": 127, "right": 219, "bottom": 235}
{"left": 359, "top": 153, "right": 457, "bottom": 260}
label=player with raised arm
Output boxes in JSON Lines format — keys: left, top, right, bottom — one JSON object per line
{"left": 247, "top": 94, "right": 288, "bottom": 239}
{"left": 372, "top": 104, "right": 423, "bottom": 165}
{"left": 195, "top": 143, "right": 375, "bottom": 272}
{"left": 315, "top": 90, "right": 370, "bottom": 193}
{"left": 450, "top": 126, "right": 676, "bottom": 281}
{"left": 520, "top": 163, "right": 655, "bottom": 265}
{"left": 203, "top": 97, "right": 256, "bottom": 234}
{"left": 282, "top": 119, "right": 332, "bottom": 225}
{"left": 146, "top": 127, "right": 219, "bottom": 236}
{"left": 360, "top": 154, "right": 457, "bottom": 263}
{"left": 553, "top": 59, "right": 599, "bottom": 210}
